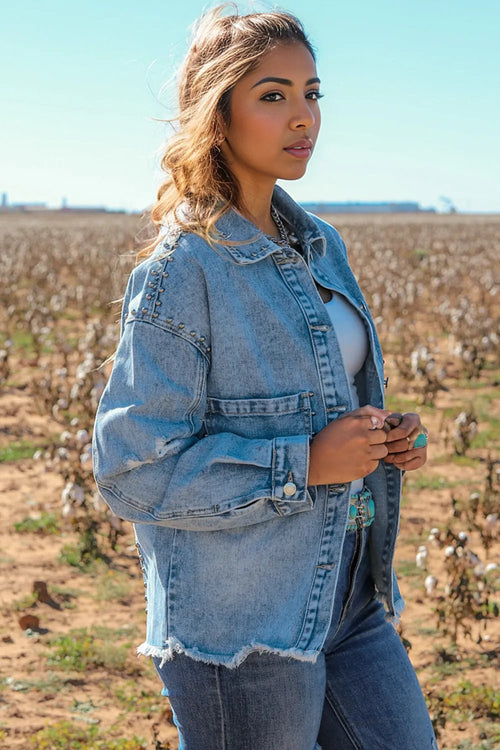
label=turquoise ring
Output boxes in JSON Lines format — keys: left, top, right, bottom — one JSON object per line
{"left": 414, "top": 432, "right": 428, "bottom": 448}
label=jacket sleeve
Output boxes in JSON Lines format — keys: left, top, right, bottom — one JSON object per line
{"left": 92, "top": 256, "right": 314, "bottom": 531}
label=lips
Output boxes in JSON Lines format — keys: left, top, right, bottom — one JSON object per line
{"left": 283, "top": 139, "right": 314, "bottom": 158}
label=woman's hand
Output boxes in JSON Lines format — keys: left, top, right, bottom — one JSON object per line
{"left": 383, "top": 412, "right": 428, "bottom": 471}
{"left": 308, "top": 405, "right": 391, "bottom": 486}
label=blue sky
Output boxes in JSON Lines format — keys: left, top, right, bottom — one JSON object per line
{"left": 2, "top": 0, "right": 499, "bottom": 212}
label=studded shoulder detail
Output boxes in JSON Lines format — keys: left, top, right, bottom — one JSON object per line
{"left": 126, "top": 240, "right": 211, "bottom": 360}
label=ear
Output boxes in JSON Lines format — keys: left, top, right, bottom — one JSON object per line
{"left": 214, "top": 113, "right": 227, "bottom": 143}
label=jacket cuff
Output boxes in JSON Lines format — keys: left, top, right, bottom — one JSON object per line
{"left": 272, "top": 435, "right": 313, "bottom": 515}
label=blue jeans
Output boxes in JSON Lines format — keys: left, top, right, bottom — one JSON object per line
{"left": 153, "top": 527, "right": 438, "bottom": 749}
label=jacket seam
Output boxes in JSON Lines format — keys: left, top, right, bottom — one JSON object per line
{"left": 125, "top": 317, "right": 211, "bottom": 363}
{"left": 186, "top": 343, "right": 206, "bottom": 433}
{"left": 273, "top": 257, "right": 329, "bottom": 426}
{"left": 98, "top": 479, "right": 276, "bottom": 522}
{"left": 207, "top": 406, "right": 306, "bottom": 417}
{"left": 166, "top": 527, "right": 178, "bottom": 643}
{"left": 294, "top": 485, "right": 331, "bottom": 648}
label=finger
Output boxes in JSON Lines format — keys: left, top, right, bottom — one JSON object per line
{"left": 384, "top": 436, "right": 412, "bottom": 453}
{"left": 394, "top": 454, "right": 426, "bottom": 471}
{"left": 388, "top": 446, "right": 427, "bottom": 460}
{"left": 382, "top": 413, "right": 403, "bottom": 432}
{"left": 390, "top": 427, "right": 429, "bottom": 450}
{"left": 347, "top": 406, "right": 392, "bottom": 427}
{"left": 367, "top": 428, "right": 389, "bottom": 445}
{"left": 369, "top": 443, "right": 389, "bottom": 460}
{"left": 385, "top": 413, "right": 421, "bottom": 442}
{"left": 347, "top": 413, "right": 388, "bottom": 431}
{"left": 391, "top": 449, "right": 426, "bottom": 468}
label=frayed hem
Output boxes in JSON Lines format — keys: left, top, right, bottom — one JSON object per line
{"left": 137, "top": 638, "right": 320, "bottom": 670}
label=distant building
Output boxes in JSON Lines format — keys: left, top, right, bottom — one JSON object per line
{"left": 59, "top": 196, "right": 111, "bottom": 212}
{"left": 0, "top": 191, "right": 123, "bottom": 214}
{"left": 0, "top": 192, "right": 47, "bottom": 212}
{"left": 1, "top": 191, "right": 435, "bottom": 216}
{"left": 301, "top": 201, "right": 436, "bottom": 214}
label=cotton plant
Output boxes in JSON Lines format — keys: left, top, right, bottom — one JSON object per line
{"left": 434, "top": 530, "right": 497, "bottom": 643}
{"left": 452, "top": 411, "right": 478, "bottom": 456}
{"left": 417, "top": 484, "right": 499, "bottom": 645}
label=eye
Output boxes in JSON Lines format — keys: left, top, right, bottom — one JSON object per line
{"left": 260, "top": 91, "right": 284, "bottom": 102}
{"left": 306, "top": 90, "right": 324, "bottom": 101}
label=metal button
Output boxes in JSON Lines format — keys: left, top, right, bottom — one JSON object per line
{"left": 283, "top": 481, "right": 297, "bottom": 496}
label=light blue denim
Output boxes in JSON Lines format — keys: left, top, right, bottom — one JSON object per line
{"left": 92, "top": 185, "right": 405, "bottom": 668}
{"left": 153, "top": 527, "right": 438, "bottom": 749}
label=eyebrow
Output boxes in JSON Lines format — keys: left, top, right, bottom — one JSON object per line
{"left": 251, "top": 76, "right": 321, "bottom": 88}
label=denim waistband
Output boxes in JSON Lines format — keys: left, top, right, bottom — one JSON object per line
{"left": 346, "top": 487, "right": 375, "bottom": 532}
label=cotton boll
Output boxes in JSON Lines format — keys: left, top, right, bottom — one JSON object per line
{"left": 424, "top": 575, "right": 437, "bottom": 594}
{"left": 61, "top": 481, "right": 85, "bottom": 506}
{"left": 75, "top": 429, "right": 90, "bottom": 447}
{"left": 71, "top": 484, "right": 85, "bottom": 505}
{"left": 61, "top": 502, "right": 76, "bottom": 519}
{"left": 416, "top": 545, "right": 428, "bottom": 568}
{"left": 61, "top": 482, "right": 72, "bottom": 504}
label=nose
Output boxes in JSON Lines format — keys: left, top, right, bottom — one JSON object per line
{"left": 289, "top": 100, "right": 316, "bottom": 130}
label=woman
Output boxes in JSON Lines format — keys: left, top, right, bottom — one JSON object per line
{"left": 93, "top": 6, "right": 437, "bottom": 749}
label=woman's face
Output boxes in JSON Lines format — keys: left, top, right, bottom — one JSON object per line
{"left": 220, "top": 42, "right": 321, "bottom": 196}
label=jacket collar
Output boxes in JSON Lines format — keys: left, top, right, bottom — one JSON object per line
{"left": 212, "top": 185, "right": 326, "bottom": 265}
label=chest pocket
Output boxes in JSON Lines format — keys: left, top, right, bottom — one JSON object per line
{"left": 204, "top": 392, "right": 313, "bottom": 440}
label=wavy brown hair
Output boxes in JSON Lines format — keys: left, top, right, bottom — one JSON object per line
{"left": 138, "top": 3, "right": 314, "bottom": 259}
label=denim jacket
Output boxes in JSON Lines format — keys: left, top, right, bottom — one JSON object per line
{"left": 92, "top": 185, "right": 404, "bottom": 668}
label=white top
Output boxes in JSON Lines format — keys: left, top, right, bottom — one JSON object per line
{"left": 324, "top": 292, "right": 369, "bottom": 495}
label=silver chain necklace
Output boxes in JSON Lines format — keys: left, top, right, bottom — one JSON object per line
{"left": 270, "top": 205, "right": 290, "bottom": 246}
